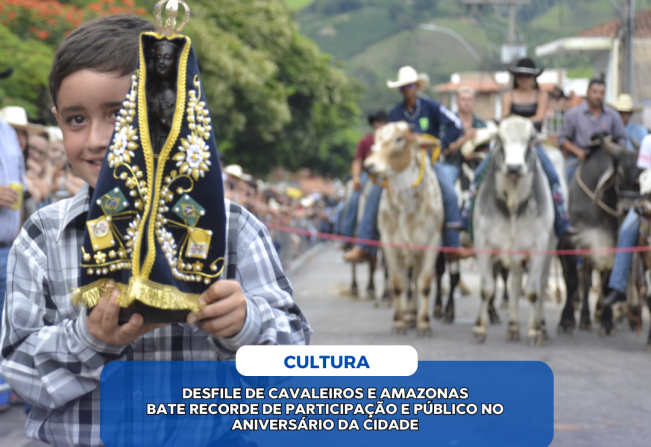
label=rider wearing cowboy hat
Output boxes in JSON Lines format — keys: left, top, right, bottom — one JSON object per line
{"left": 613, "top": 93, "right": 648, "bottom": 151}
{"left": 344, "top": 65, "right": 464, "bottom": 262}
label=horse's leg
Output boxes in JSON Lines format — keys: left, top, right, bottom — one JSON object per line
{"left": 366, "top": 254, "right": 376, "bottom": 300}
{"left": 500, "top": 262, "right": 510, "bottom": 310}
{"left": 558, "top": 235, "right": 578, "bottom": 333}
{"left": 538, "top": 249, "right": 554, "bottom": 341}
{"left": 646, "top": 295, "right": 651, "bottom": 352}
{"left": 579, "top": 261, "right": 593, "bottom": 330}
{"left": 627, "top": 254, "right": 641, "bottom": 331}
{"left": 600, "top": 270, "right": 615, "bottom": 335}
{"left": 473, "top": 254, "right": 494, "bottom": 343}
{"left": 351, "top": 261, "right": 358, "bottom": 298}
{"left": 382, "top": 252, "right": 391, "bottom": 304}
{"left": 488, "top": 262, "right": 502, "bottom": 324}
{"left": 433, "top": 253, "right": 445, "bottom": 319}
{"left": 404, "top": 266, "right": 417, "bottom": 328}
{"left": 385, "top": 249, "right": 407, "bottom": 334}
{"left": 417, "top": 252, "right": 436, "bottom": 336}
{"left": 525, "top": 253, "right": 550, "bottom": 346}
{"left": 444, "top": 258, "right": 460, "bottom": 324}
{"left": 507, "top": 264, "right": 523, "bottom": 341}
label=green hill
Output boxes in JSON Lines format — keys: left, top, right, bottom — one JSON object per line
{"left": 284, "top": 0, "right": 651, "bottom": 120}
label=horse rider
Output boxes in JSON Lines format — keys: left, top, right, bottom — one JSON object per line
{"left": 344, "top": 66, "right": 464, "bottom": 262}
{"left": 558, "top": 78, "right": 627, "bottom": 182}
{"left": 440, "top": 86, "right": 488, "bottom": 181}
{"left": 604, "top": 134, "right": 651, "bottom": 306}
{"left": 613, "top": 93, "right": 648, "bottom": 151}
{"left": 452, "top": 58, "right": 576, "bottom": 239}
{"left": 339, "top": 110, "right": 387, "bottom": 244}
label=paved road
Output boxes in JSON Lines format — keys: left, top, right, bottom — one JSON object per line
{"left": 291, "top": 245, "right": 651, "bottom": 447}
{"left": 2, "top": 244, "right": 649, "bottom": 446}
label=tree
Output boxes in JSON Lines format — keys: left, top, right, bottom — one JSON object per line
{"left": 185, "top": 0, "right": 361, "bottom": 177}
{"left": 0, "top": 0, "right": 146, "bottom": 121}
{"left": 0, "top": 24, "right": 54, "bottom": 120}
{"left": 0, "top": 0, "right": 361, "bottom": 177}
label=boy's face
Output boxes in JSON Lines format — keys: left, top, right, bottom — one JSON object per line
{"left": 53, "top": 69, "right": 132, "bottom": 188}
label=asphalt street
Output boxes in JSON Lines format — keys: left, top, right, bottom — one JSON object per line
{"left": 291, "top": 245, "right": 651, "bottom": 447}
{"left": 1, "top": 243, "right": 649, "bottom": 446}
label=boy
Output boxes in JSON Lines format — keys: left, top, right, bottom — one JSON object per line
{"left": 0, "top": 14, "right": 311, "bottom": 447}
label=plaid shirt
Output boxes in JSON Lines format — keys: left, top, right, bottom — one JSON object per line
{"left": 0, "top": 183, "right": 312, "bottom": 446}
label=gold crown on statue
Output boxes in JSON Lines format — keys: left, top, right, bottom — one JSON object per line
{"left": 154, "top": 0, "right": 191, "bottom": 36}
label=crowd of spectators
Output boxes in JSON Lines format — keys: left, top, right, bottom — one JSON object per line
{"left": 1, "top": 106, "right": 343, "bottom": 270}
{"left": 221, "top": 162, "right": 342, "bottom": 262}
{"left": 0, "top": 107, "right": 86, "bottom": 222}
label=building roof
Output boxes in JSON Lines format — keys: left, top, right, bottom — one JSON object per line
{"left": 435, "top": 81, "right": 503, "bottom": 93}
{"left": 578, "top": 8, "right": 651, "bottom": 38}
{"left": 435, "top": 81, "right": 556, "bottom": 94}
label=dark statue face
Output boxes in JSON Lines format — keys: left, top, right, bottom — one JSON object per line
{"left": 152, "top": 42, "right": 178, "bottom": 79}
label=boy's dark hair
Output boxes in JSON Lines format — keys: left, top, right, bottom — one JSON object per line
{"left": 588, "top": 78, "right": 606, "bottom": 90}
{"left": 367, "top": 110, "right": 387, "bottom": 126}
{"left": 49, "top": 14, "right": 155, "bottom": 108}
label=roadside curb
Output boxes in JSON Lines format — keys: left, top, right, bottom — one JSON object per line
{"left": 284, "top": 242, "right": 326, "bottom": 274}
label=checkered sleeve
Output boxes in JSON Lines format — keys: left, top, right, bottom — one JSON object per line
{"left": 212, "top": 202, "right": 312, "bottom": 354}
{"left": 0, "top": 215, "right": 124, "bottom": 410}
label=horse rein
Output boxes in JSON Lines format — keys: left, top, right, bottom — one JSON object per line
{"left": 368, "top": 149, "right": 428, "bottom": 191}
{"left": 575, "top": 164, "right": 621, "bottom": 218}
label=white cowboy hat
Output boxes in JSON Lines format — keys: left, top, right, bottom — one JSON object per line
{"left": 223, "top": 164, "right": 252, "bottom": 182}
{"left": 45, "top": 126, "right": 63, "bottom": 142}
{"left": 0, "top": 106, "right": 45, "bottom": 134}
{"left": 300, "top": 196, "right": 315, "bottom": 208}
{"left": 387, "top": 66, "right": 430, "bottom": 91}
{"left": 460, "top": 121, "right": 499, "bottom": 157}
{"left": 613, "top": 93, "right": 640, "bottom": 112}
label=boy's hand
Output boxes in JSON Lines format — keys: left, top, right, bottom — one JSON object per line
{"left": 87, "top": 282, "right": 165, "bottom": 346}
{"left": 187, "top": 280, "right": 247, "bottom": 338}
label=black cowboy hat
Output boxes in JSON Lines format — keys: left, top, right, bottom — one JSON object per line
{"left": 508, "top": 58, "right": 543, "bottom": 77}
{"left": 0, "top": 68, "right": 14, "bottom": 79}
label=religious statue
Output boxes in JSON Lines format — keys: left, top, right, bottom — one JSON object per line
{"left": 147, "top": 40, "right": 180, "bottom": 154}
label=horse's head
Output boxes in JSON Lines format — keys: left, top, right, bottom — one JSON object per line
{"left": 493, "top": 116, "right": 538, "bottom": 179}
{"left": 364, "top": 121, "right": 420, "bottom": 180}
{"left": 592, "top": 135, "right": 642, "bottom": 213}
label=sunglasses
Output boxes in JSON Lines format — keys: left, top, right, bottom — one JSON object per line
{"left": 399, "top": 83, "right": 416, "bottom": 91}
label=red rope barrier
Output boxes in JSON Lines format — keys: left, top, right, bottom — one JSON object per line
{"left": 264, "top": 222, "right": 651, "bottom": 256}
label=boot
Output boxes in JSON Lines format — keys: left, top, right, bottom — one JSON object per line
{"left": 344, "top": 246, "right": 371, "bottom": 263}
{"left": 603, "top": 289, "right": 626, "bottom": 306}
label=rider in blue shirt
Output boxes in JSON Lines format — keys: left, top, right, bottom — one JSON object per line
{"left": 614, "top": 93, "right": 649, "bottom": 151}
{"left": 344, "top": 66, "right": 464, "bottom": 262}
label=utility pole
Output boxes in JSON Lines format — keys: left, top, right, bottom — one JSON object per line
{"left": 617, "top": 0, "right": 635, "bottom": 95}
{"left": 460, "top": 0, "right": 530, "bottom": 64}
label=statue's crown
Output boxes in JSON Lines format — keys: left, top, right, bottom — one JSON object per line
{"left": 154, "top": 0, "right": 191, "bottom": 36}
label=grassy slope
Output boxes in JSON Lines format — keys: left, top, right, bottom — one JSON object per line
{"left": 284, "top": 0, "right": 314, "bottom": 11}
{"left": 292, "top": 0, "right": 651, "bottom": 118}
{"left": 297, "top": 8, "right": 404, "bottom": 60}
{"left": 343, "top": 17, "right": 492, "bottom": 114}
{"left": 346, "top": 17, "right": 489, "bottom": 82}
{"left": 530, "top": 1, "right": 618, "bottom": 34}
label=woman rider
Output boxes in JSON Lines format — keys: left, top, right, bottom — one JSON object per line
{"left": 452, "top": 58, "right": 576, "bottom": 239}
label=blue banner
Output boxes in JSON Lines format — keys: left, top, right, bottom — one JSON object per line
{"left": 100, "top": 361, "right": 553, "bottom": 447}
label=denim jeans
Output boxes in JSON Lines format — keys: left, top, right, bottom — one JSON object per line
{"left": 608, "top": 208, "right": 640, "bottom": 293}
{"left": 355, "top": 164, "right": 461, "bottom": 251}
{"left": 341, "top": 171, "right": 370, "bottom": 238}
{"left": 0, "top": 246, "right": 10, "bottom": 406}
{"left": 433, "top": 163, "right": 461, "bottom": 247}
{"left": 355, "top": 182, "right": 383, "bottom": 254}
{"left": 462, "top": 146, "right": 570, "bottom": 237}
{"left": 566, "top": 154, "right": 579, "bottom": 183}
